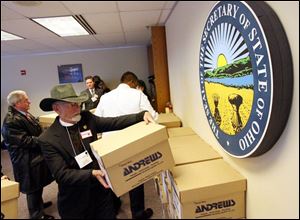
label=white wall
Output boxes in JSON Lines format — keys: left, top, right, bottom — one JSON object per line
{"left": 1, "top": 46, "right": 149, "bottom": 124}
{"left": 166, "top": 1, "right": 299, "bottom": 219}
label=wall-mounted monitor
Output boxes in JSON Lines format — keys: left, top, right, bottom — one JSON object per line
{"left": 57, "top": 63, "right": 84, "bottom": 84}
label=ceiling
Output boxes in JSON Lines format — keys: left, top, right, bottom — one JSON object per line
{"left": 1, "top": 1, "right": 177, "bottom": 57}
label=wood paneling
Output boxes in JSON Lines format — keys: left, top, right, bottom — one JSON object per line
{"left": 150, "top": 26, "right": 170, "bottom": 113}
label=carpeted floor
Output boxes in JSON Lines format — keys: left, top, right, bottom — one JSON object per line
{"left": 1, "top": 149, "right": 168, "bottom": 219}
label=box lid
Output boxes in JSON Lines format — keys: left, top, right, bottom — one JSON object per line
{"left": 171, "top": 159, "right": 246, "bottom": 203}
{"left": 90, "top": 122, "right": 168, "bottom": 168}
{"left": 167, "top": 127, "right": 196, "bottom": 138}
{"left": 38, "top": 112, "right": 58, "bottom": 124}
{"left": 1, "top": 179, "right": 20, "bottom": 202}
{"left": 157, "top": 113, "right": 181, "bottom": 127}
{"left": 169, "top": 135, "right": 222, "bottom": 166}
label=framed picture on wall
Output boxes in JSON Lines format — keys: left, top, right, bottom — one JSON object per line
{"left": 57, "top": 63, "right": 84, "bottom": 84}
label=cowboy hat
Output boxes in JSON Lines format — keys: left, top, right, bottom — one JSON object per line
{"left": 40, "top": 84, "right": 89, "bottom": 111}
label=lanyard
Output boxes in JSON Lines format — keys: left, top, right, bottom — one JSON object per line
{"left": 65, "top": 125, "right": 88, "bottom": 157}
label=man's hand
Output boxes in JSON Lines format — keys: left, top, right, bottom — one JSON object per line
{"left": 92, "top": 170, "right": 110, "bottom": 188}
{"left": 143, "top": 111, "right": 155, "bottom": 124}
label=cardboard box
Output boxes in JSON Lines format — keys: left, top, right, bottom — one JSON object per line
{"left": 157, "top": 113, "right": 181, "bottom": 128}
{"left": 167, "top": 187, "right": 175, "bottom": 218}
{"left": 38, "top": 112, "right": 58, "bottom": 127}
{"left": 154, "top": 170, "right": 173, "bottom": 204}
{"left": 154, "top": 177, "right": 169, "bottom": 204}
{"left": 169, "top": 159, "right": 246, "bottom": 219}
{"left": 167, "top": 127, "right": 196, "bottom": 138}
{"left": 91, "top": 122, "right": 175, "bottom": 197}
{"left": 169, "top": 135, "right": 222, "bottom": 166}
{"left": 1, "top": 179, "right": 20, "bottom": 219}
{"left": 157, "top": 135, "right": 222, "bottom": 207}
{"left": 153, "top": 176, "right": 161, "bottom": 195}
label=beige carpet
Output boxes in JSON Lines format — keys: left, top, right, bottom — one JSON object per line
{"left": 1, "top": 149, "right": 169, "bottom": 219}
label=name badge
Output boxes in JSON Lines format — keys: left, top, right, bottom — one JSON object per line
{"left": 80, "top": 130, "right": 92, "bottom": 139}
{"left": 75, "top": 150, "right": 93, "bottom": 169}
{"left": 91, "top": 97, "right": 98, "bottom": 102}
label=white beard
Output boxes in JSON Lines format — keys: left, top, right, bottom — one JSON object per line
{"left": 71, "top": 114, "right": 81, "bottom": 123}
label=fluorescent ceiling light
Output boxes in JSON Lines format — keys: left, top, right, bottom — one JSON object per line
{"left": 1, "top": 31, "right": 24, "bottom": 41}
{"left": 32, "top": 16, "right": 89, "bottom": 37}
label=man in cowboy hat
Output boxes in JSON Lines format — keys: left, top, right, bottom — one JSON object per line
{"left": 38, "top": 83, "right": 155, "bottom": 219}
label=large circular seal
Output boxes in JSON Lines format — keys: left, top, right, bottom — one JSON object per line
{"left": 199, "top": 1, "right": 293, "bottom": 157}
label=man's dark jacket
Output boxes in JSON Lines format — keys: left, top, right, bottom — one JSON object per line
{"left": 81, "top": 87, "right": 103, "bottom": 110}
{"left": 1, "top": 106, "right": 54, "bottom": 193}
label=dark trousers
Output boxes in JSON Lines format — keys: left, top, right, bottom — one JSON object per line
{"left": 26, "top": 188, "right": 44, "bottom": 219}
{"left": 59, "top": 185, "right": 116, "bottom": 219}
{"left": 85, "top": 187, "right": 116, "bottom": 219}
{"left": 129, "top": 184, "right": 145, "bottom": 218}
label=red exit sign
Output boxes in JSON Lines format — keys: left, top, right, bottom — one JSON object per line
{"left": 20, "top": 69, "right": 26, "bottom": 75}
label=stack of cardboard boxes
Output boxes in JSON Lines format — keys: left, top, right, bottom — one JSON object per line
{"left": 169, "top": 159, "right": 246, "bottom": 219}
{"left": 90, "top": 112, "right": 246, "bottom": 218}
{"left": 155, "top": 113, "right": 247, "bottom": 219}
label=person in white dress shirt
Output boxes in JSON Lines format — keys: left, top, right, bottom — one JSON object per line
{"left": 94, "top": 71, "right": 157, "bottom": 219}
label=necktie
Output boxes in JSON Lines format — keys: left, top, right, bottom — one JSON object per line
{"left": 26, "top": 113, "right": 30, "bottom": 119}
{"left": 26, "top": 113, "right": 35, "bottom": 124}
{"left": 25, "top": 113, "right": 41, "bottom": 131}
